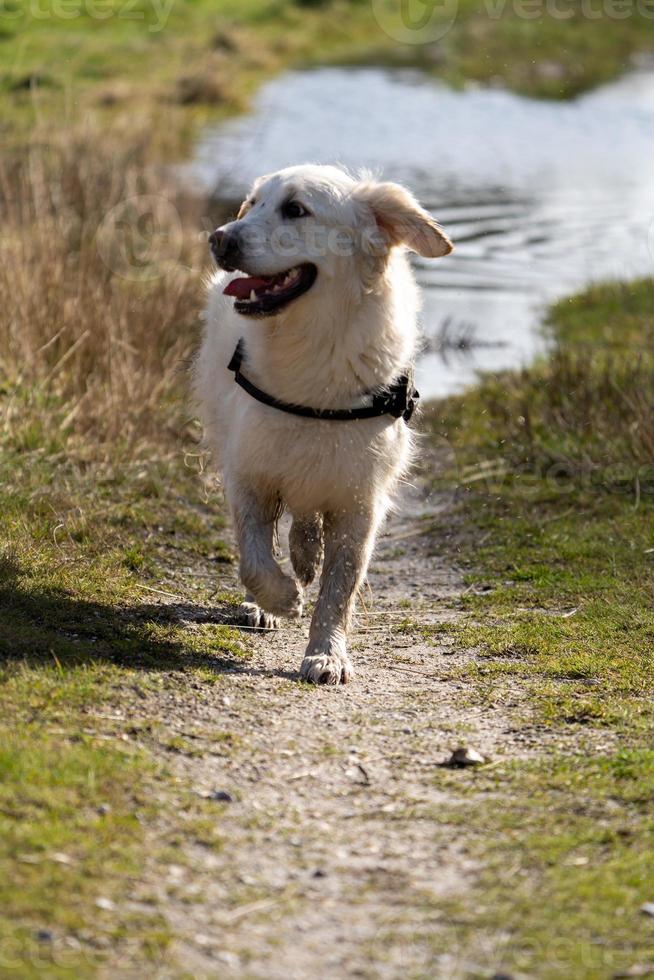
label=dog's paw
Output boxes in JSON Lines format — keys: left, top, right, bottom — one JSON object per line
{"left": 300, "top": 651, "right": 354, "bottom": 686}
{"left": 248, "top": 571, "right": 303, "bottom": 621}
{"left": 236, "top": 601, "right": 279, "bottom": 631}
{"left": 273, "top": 576, "right": 304, "bottom": 620}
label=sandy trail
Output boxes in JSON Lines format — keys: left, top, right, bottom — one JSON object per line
{"left": 116, "top": 463, "right": 588, "bottom": 979}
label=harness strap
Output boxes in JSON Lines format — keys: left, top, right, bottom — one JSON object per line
{"left": 227, "top": 339, "right": 419, "bottom": 423}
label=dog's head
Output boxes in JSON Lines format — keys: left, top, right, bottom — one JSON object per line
{"left": 209, "top": 164, "right": 452, "bottom": 318}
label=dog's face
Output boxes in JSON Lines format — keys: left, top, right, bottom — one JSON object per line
{"left": 209, "top": 164, "right": 452, "bottom": 318}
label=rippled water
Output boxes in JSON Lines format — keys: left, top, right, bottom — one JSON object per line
{"left": 189, "top": 67, "right": 654, "bottom": 399}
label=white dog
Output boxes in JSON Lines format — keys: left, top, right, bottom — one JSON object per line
{"left": 193, "top": 164, "right": 452, "bottom": 684}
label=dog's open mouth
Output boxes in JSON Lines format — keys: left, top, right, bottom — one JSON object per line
{"left": 223, "top": 263, "right": 317, "bottom": 317}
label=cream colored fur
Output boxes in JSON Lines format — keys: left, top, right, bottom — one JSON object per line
{"left": 192, "top": 164, "right": 452, "bottom": 684}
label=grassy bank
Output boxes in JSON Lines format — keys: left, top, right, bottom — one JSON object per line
{"left": 0, "top": 135, "right": 245, "bottom": 973}
{"left": 2, "top": 0, "right": 654, "bottom": 142}
{"left": 437, "top": 748, "right": 654, "bottom": 978}
{"left": 426, "top": 278, "right": 654, "bottom": 729}
{"left": 0, "top": 396, "right": 251, "bottom": 973}
{"left": 424, "top": 279, "right": 654, "bottom": 977}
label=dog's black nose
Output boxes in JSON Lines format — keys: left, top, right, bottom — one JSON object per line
{"left": 209, "top": 228, "right": 241, "bottom": 271}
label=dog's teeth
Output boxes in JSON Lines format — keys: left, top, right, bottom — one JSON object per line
{"left": 249, "top": 290, "right": 257, "bottom": 301}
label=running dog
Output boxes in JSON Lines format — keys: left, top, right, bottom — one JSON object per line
{"left": 193, "top": 164, "right": 452, "bottom": 684}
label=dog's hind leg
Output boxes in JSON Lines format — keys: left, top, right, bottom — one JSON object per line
{"left": 231, "top": 485, "right": 303, "bottom": 621}
{"left": 300, "top": 507, "right": 378, "bottom": 685}
{"left": 289, "top": 513, "right": 323, "bottom": 587}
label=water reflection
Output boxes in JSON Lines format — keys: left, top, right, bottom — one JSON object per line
{"left": 188, "top": 67, "right": 654, "bottom": 398}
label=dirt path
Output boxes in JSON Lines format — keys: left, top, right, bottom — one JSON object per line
{"left": 114, "top": 464, "right": 595, "bottom": 979}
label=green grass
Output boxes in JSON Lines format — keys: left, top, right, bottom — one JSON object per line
{"left": 426, "top": 279, "right": 654, "bottom": 728}
{"left": 0, "top": 399, "right": 249, "bottom": 975}
{"left": 0, "top": 436, "right": 241, "bottom": 670}
{"left": 3, "top": 0, "right": 654, "bottom": 138}
{"left": 0, "top": 695, "right": 168, "bottom": 978}
{"left": 435, "top": 280, "right": 654, "bottom": 475}
{"left": 417, "top": 278, "right": 654, "bottom": 977}
{"left": 433, "top": 750, "right": 654, "bottom": 978}
{"left": 428, "top": 484, "right": 654, "bottom": 727}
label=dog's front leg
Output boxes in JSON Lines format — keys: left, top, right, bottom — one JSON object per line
{"left": 300, "top": 508, "right": 377, "bottom": 685}
{"left": 231, "top": 487, "right": 303, "bottom": 621}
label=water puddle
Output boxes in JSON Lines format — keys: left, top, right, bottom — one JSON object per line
{"left": 189, "top": 67, "right": 654, "bottom": 399}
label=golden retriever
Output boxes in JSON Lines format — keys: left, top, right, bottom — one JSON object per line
{"left": 193, "top": 164, "right": 452, "bottom": 684}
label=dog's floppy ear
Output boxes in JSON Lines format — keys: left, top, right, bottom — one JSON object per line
{"left": 354, "top": 181, "right": 452, "bottom": 258}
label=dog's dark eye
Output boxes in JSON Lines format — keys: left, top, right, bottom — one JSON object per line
{"left": 282, "top": 201, "right": 309, "bottom": 220}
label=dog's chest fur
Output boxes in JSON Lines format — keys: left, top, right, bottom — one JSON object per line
{"left": 193, "top": 251, "right": 419, "bottom": 516}
{"left": 229, "top": 401, "right": 410, "bottom": 513}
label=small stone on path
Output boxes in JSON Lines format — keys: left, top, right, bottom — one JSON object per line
{"left": 205, "top": 790, "right": 233, "bottom": 802}
{"left": 443, "top": 746, "right": 487, "bottom": 767}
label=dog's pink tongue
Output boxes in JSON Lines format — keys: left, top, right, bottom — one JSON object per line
{"left": 223, "top": 275, "right": 271, "bottom": 300}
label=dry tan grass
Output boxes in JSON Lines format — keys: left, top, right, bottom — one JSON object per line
{"left": 0, "top": 128, "right": 209, "bottom": 456}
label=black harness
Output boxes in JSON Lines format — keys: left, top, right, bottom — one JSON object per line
{"left": 227, "top": 339, "right": 419, "bottom": 423}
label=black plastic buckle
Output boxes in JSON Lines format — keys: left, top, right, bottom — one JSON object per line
{"left": 403, "top": 386, "right": 419, "bottom": 423}
{"left": 379, "top": 375, "right": 419, "bottom": 422}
